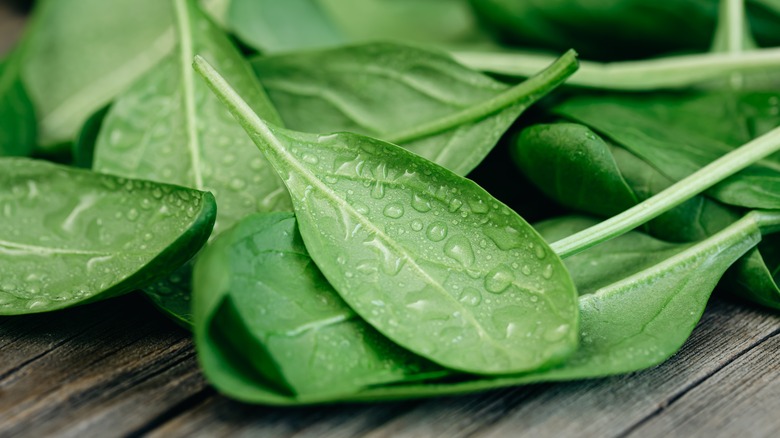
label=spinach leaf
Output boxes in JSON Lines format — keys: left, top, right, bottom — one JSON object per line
{"left": 0, "top": 158, "right": 216, "bottom": 314}
{"left": 0, "top": 54, "right": 36, "bottom": 157}
{"left": 192, "top": 211, "right": 768, "bottom": 404}
{"left": 252, "top": 44, "right": 578, "bottom": 176}
{"left": 229, "top": 0, "right": 484, "bottom": 54}
{"left": 195, "top": 57, "right": 579, "bottom": 375}
{"left": 553, "top": 92, "right": 780, "bottom": 209}
{"left": 228, "top": 0, "right": 346, "bottom": 54}
{"left": 469, "top": 0, "right": 780, "bottom": 61}
{"left": 22, "top": 0, "right": 175, "bottom": 148}
{"left": 195, "top": 212, "right": 446, "bottom": 399}
{"left": 73, "top": 105, "right": 109, "bottom": 169}
{"left": 93, "top": 0, "right": 287, "bottom": 235}
{"left": 513, "top": 122, "right": 780, "bottom": 309}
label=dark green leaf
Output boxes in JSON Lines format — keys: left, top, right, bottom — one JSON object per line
{"left": 253, "top": 43, "right": 578, "bottom": 176}
{"left": 195, "top": 212, "right": 446, "bottom": 398}
{"left": 513, "top": 122, "right": 780, "bottom": 310}
{"left": 196, "top": 57, "right": 579, "bottom": 375}
{"left": 72, "top": 105, "right": 109, "bottom": 169}
{"left": 0, "top": 55, "right": 36, "bottom": 157}
{"left": 554, "top": 92, "right": 780, "bottom": 209}
{"left": 0, "top": 157, "right": 216, "bottom": 314}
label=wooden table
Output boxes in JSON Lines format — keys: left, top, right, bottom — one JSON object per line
{"left": 2, "top": 4, "right": 779, "bottom": 437}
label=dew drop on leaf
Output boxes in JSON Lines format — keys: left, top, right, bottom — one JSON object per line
{"left": 383, "top": 203, "right": 404, "bottom": 219}
{"left": 485, "top": 264, "right": 514, "bottom": 294}
{"left": 444, "top": 235, "right": 475, "bottom": 267}
{"left": 425, "top": 221, "right": 448, "bottom": 242}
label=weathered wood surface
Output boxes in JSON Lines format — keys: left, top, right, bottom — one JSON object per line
{"left": 1, "top": 293, "right": 778, "bottom": 438}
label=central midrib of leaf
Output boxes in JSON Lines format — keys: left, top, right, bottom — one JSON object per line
{"left": 0, "top": 239, "right": 114, "bottom": 256}
{"left": 174, "top": 0, "right": 204, "bottom": 190}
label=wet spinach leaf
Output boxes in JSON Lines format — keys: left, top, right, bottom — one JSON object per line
{"left": 0, "top": 158, "right": 216, "bottom": 314}
{"left": 553, "top": 92, "right": 780, "bottom": 209}
{"left": 191, "top": 211, "right": 769, "bottom": 404}
{"left": 195, "top": 212, "right": 446, "bottom": 399}
{"left": 73, "top": 105, "right": 110, "bottom": 169}
{"left": 196, "top": 56, "right": 579, "bottom": 375}
{"left": 93, "top": 0, "right": 286, "bottom": 235}
{"left": 22, "top": 0, "right": 175, "bottom": 148}
{"left": 252, "top": 44, "right": 578, "bottom": 176}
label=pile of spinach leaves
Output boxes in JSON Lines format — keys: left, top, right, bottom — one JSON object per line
{"left": 1, "top": 0, "right": 779, "bottom": 405}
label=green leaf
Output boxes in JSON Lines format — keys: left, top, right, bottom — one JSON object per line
{"left": 554, "top": 92, "right": 780, "bottom": 209}
{"left": 189, "top": 211, "right": 766, "bottom": 405}
{"left": 252, "top": 44, "right": 578, "bottom": 176}
{"left": 22, "top": 0, "right": 176, "bottom": 147}
{"left": 513, "top": 122, "right": 780, "bottom": 310}
{"left": 0, "top": 158, "right": 216, "bottom": 314}
{"left": 0, "top": 55, "right": 36, "bottom": 157}
{"left": 195, "top": 56, "right": 579, "bottom": 375}
{"left": 94, "top": 0, "right": 287, "bottom": 235}
{"left": 72, "top": 105, "right": 110, "bottom": 169}
{"left": 195, "top": 212, "right": 446, "bottom": 399}
{"left": 228, "top": 0, "right": 346, "bottom": 54}
{"left": 228, "top": 0, "right": 485, "bottom": 54}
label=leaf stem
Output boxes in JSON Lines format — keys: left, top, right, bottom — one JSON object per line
{"left": 451, "top": 47, "right": 780, "bottom": 90}
{"left": 550, "top": 126, "right": 780, "bottom": 258}
{"left": 385, "top": 49, "right": 578, "bottom": 144}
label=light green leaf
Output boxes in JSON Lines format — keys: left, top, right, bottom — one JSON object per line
{"left": 94, "top": 0, "right": 287, "bottom": 236}
{"left": 0, "top": 158, "right": 216, "bottom": 314}
{"left": 22, "top": 0, "right": 175, "bottom": 147}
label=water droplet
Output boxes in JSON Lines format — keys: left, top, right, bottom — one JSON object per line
{"left": 410, "top": 219, "right": 423, "bottom": 231}
{"left": 302, "top": 153, "right": 319, "bottom": 164}
{"left": 229, "top": 178, "right": 247, "bottom": 190}
{"left": 448, "top": 198, "right": 463, "bottom": 212}
{"left": 444, "top": 235, "right": 475, "bottom": 267}
{"left": 542, "top": 264, "right": 553, "bottom": 279}
{"left": 383, "top": 203, "right": 404, "bottom": 219}
{"left": 485, "top": 264, "right": 514, "bottom": 294}
{"left": 126, "top": 208, "right": 139, "bottom": 221}
{"left": 371, "top": 182, "right": 385, "bottom": 199}
{"left": 535, "top": 245, "right": 546, "bottom": 259}
{"left": 468, "top": 197, "right": 490, "bottom": 214}
{"left": 350, "top": 200, "right": 370, "bottom": 215}
{"left": 521, "top": 265, "right": 532, "bottom": 276}
{"left": 458, "top": 287, "right": 482, "bottom": 306}
{"left": 411, "top": 193, "right": 432, "bottom": 212}
{"left": 426, "top": 221, "right": 448, "bottom": 242}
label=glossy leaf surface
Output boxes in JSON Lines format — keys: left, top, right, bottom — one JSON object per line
{"left": 554, "top": 92, "right": 780, "bottom": 209}
{"left": 93, "top": 0, "right": 287, "bottom": 236}
{"left": 0, "top": 158, "right": 216, "bottom": 314}
{"left": 195, "top": 212, "right": 445, "bottom": 398}
{"left": 196, "top": 57, "right": 579, "bottom": 375}
{"left": 190, "top": 212, "right": 763, "bottom": 405}
{"left": 0, "top": 57, "right": 36, "bottom": 157}
{"left": 23, "top": 0, "right": 175, "bottom": 147}
{"left": 513, "top": 122, "right": 780, "bottom": 309}
{"left": 253, "top": 44, "right": 578, "bottom": 176}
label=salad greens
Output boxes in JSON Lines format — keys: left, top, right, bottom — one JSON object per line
{"left": 2, "top": 0, "right": 780, "bottom": 406}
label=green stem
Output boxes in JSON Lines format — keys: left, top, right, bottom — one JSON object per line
{"left": 451, "top": 47, "right": 780, "bottom": 90}
{"left": 710, "top": 0, "right": 755, "bottom": 53}
{"left": 550, "top": 127, "right": 780, "bottom": 258}
{"left": 385, "top": 49, "right": 578, "bottom": 144}
{"left": 753, "top": 210, "right": 780, "bottom": 235}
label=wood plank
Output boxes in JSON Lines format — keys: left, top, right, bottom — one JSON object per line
{"left": 0, "top": 294, "right": 210, "bottom": 438}
{"left": 146, "top": 299, "right": 780, "bottom": 437}
{"left": 626, "top": 329, "right": 780, "bottom": 437}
